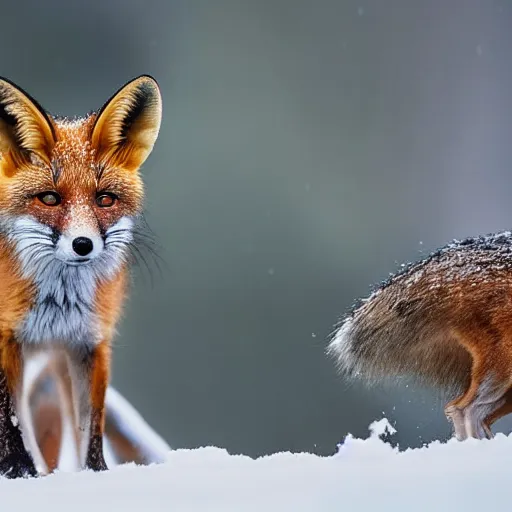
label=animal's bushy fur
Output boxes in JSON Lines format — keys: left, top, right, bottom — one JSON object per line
{"left": 328, "top": 231, "right": 512, "bottom": 396}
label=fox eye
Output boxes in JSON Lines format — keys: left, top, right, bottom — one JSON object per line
{"left": 96, "top": 192, "right": 117, "bottom": 208}
{"left": 37, "top": 191, "right": 61, "bottom": 206}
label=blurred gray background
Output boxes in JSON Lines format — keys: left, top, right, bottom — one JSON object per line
{"left": 3, "top": 0, "right": 512, "bottom": 456}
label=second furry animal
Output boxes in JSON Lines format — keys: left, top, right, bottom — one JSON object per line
{"left": 328, "top": 232, "right": 512, "bottom": 440}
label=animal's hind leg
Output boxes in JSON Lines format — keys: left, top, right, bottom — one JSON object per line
{"left": 444, "top": 350, "right": 511, "bottom": 440}
{"left": 482, "top": 388, "right": 512, "bottom": 434}
{"left": 444, "top": 401, "right": 467, "bottom": 440}
{"left": 463, "top": 378, "right": 509, "bottom": 439}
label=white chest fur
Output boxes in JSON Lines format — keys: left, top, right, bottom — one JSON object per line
{"left": 17, "top": 264, "right": 101, "bottom": 346}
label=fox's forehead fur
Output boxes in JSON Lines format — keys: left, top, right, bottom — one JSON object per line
{"left": 51, "top": 116, "right": 97, "bottom": 184}
{"left": 50, "top": 116, "right": 142, "bottom": 211}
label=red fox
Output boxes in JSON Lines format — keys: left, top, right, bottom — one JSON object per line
{"left": 328, "top": 232, "right": 512, "bottom": 441}
{"left": 0, "top": 75, "right": 162, "bottom": 477}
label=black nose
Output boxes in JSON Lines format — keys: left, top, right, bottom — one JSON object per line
{"left": 72, "top": 237, "right": 93, "bottom": 257}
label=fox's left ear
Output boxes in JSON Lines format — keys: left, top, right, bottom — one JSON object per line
{"left": 91, "top": 75, "right": 162, "bottom": 172}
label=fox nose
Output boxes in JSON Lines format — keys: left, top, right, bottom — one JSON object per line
{"left": 72, "top": 237, "right": 94, "bottom": 257}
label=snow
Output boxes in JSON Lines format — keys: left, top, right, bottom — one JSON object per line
{"left": 3, "top": 420, "right": 512, "bottom": 511}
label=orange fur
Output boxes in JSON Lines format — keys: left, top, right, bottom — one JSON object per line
{"left": 0, "top": 240, "right": 34, "bottom": 396}
{"left": 94, "top": 269, "right": 129, "bottom": 340}
{"left": 32, "top": 401, "right": 61, "bottom": 472}
{"left": 0, "top": 241, "right": 34, "bottom": 335}
{"left": 0, "top": 75, "right": 162, "bottom": 476}
{"left": 90, "top": 342, "right": 111, "bottom": 429}
{"left": 0, "top": 334, "right": 22, "bottom": 394}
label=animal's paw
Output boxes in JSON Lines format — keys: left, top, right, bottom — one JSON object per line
{"left": 86, "top": 452, "right": 108, "bottom": 472}
{"left": 0, "top": 452, "right": 37, "bottom": 479}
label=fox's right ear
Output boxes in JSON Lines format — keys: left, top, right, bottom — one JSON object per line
{"left": 0, "top": 78, "right": 56, "bottom": 171}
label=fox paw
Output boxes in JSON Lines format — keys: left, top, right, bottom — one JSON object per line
{"left": 85, "top": 453, "right": 108, "bottom": 472}
{"left": 0, "top": 452, "right": 37, "bottom": 479}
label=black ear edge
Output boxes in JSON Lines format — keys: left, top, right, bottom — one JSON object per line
{"left": 93, "top": 74, "right": 161, "bottom": 130}
{"left": 0, "top": 76, "right": 56, "bottom": 143}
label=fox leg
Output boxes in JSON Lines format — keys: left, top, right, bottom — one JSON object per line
{"left": 66, "top": 341, "right": 110, "bottom": 471}
{"left": 462, "top": 377, "right": 510, "bottom": 439}
{"left": 482, "top": 388, "right": 512, "bottom": 434}
{"left": 445, "top": 381, "right": 508, "bottom": 440}
{"left": 444, "top": 402, "right": 467, "bottom": 440}
{"left": 0, "top": 336, "right": 37, "bottom": 478}
{"left": 19, "top": 350, "right": 80, "bottom": 474}
{"left": 444, "top": 347, "right": 511, "bottom": 440}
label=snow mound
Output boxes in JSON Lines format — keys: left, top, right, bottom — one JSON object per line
{"left": 3, "top": 419, "right": 510, "bottom": 512}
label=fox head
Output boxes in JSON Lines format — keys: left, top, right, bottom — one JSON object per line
{"left": 0, "top": 76, "right": 162, "bottom": 280}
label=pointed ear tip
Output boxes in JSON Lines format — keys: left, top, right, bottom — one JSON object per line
{"left": 132, "top": 74, "right": 161, "bottom": 93}
{"left": 133, "top": 76, "right": 163, "bottom": 117}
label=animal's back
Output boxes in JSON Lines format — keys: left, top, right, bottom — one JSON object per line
{"left": 328, "top": 231, "right": 512, "bottom": 394}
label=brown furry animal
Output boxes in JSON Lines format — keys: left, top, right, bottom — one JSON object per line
{"left": 328, "top": 231, "right": 512, "bottom": 440}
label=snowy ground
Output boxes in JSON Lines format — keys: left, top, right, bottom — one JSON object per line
{"left": 3, "top": 419, "right": 511, "bottom": 512}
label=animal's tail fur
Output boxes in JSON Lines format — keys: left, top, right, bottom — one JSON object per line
{"left": 327, "top": 286, "right": 472, "bottom": 395}
{"left": 104, "top": 387, "right": 170, "bottom": 466}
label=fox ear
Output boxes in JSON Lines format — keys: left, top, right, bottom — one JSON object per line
{"left": 0, "top": 77, "right": 56, "bottom": 169}
{"left": 91, "top": 75, "right": 162, "bottom": 172}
